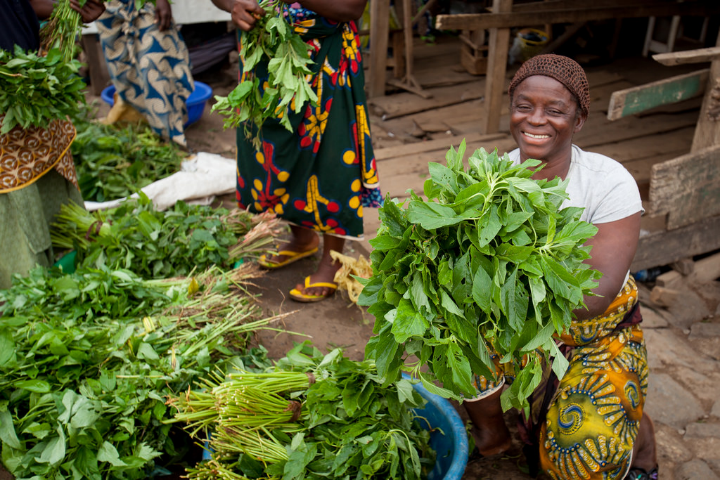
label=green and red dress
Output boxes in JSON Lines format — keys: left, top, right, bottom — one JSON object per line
{"left": 235, "top": 6, "right": 381, "bottom": 239}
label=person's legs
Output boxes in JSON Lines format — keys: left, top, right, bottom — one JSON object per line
{"left": 293, "top": 233, "right": 345, "bottom": 297}
{"left": 630, "top": 413, "right": 657, "bottom": 473}
{"left": 463, "top": 388, "right": 513, "bottom": 456}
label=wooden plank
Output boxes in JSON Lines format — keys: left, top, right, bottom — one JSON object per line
{"left": 540, "top": 22, "right": 586, "bottom": 55}
{"left": 632, "top": 213, "right": 720, "bottom": 272}
{"left": 653, "top": 46, "right": 720, "bottom": 66}
{"left": 480, "top": 0, "right": 512, "bottom": 134}
{"left": 607, "top": 69, "right": 709, "bottom": 121}
{"left": 692, "top": 32, "right": 720, "bottom": 152}
{"left": 369, "top": 0, "right": 390, "bottom": 98}
{"left": 435, "top": 2, "right": 720, "bottom": 31}
{"left": 590, "top": 126, "right": 694, "bottom": 163}
{"left": 511, "top": 0, "right": 670, "bottom": 13}
{"left": 369, "top": 80, "right": 485, "bottom": 119}
{"left": 648, "top": 145, "right": 720, "bottom": 229}
{"left": 575, "top": 111, "right": 699, "bottom": 148}
{"left": 375, "top": 132, "right": 508, "bottom": 161}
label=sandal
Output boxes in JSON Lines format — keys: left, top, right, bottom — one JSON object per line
{"left": 258, "top": 246, "right": 318, "bottom": 269}
{"left": 624, "top": 466, "right": 658, "bottom": 480}
{"left": 289, "top": 276, "right": 337, "bottom": 303}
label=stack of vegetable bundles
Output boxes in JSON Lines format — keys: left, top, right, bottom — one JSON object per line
{"left": 172, "top": 343, "right": 436, "bottom": 480}
{"left": 359, "top": 143, "right": 602, "bottom": 411}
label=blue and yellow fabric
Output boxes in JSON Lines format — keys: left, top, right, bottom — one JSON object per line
{"left": 235, "top": 6, "right": 382, "bottom": 240}
{"left": 470, "top": 277, "right": 649, "bottom": 480}
{"left": 96, "top": 0, "right": 194, "bottom": 146}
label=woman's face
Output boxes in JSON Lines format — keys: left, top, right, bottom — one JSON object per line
{"left": 510, "top": 75, "right": 586, "bottom": 165}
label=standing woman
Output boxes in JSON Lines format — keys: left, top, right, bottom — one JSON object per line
{"left": 0, "top": 0, "right": 105, "bottom": 289}
{"left": 464, "top": 55, "right": 658, "bottom": 480}
{"left": 211, "top": 0, "right": 381, "bottom": 302}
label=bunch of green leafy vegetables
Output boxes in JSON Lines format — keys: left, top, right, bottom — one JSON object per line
{"left": 0, "top": 46, "right": 85, "bottom": 134}
{"left": 212, "top": 0, "right": 317, "bottom": 149}
{"left": 0, "top": 265, "right": 273, "bottom": 480}
{"left": 69, "top": 114, "right": 186, "bottom": 202}
{"left": 358, "top": 143, "right": 602, "bottom": 412}
{"left": 51, "top": 194, "right": 273, "bottom": 278}
{"left": 176, "top": 343, "right": 436, "bottom": 480}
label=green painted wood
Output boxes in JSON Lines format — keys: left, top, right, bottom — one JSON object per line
{"left": 607, "top": 69, "right": 708, "bottom": 121}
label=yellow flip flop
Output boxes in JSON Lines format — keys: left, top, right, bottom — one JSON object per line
{"left": 289, "top": 276, "right": 337, "bottom": 303}
{"left": 258, "top": 246, "right": 318, "bottom": 269}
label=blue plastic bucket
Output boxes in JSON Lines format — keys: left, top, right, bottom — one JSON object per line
{"left": 407, "top": 375, "right": 469, "bottom": 480}
{"left": 201, "top": 376, "right": 469, "bottom": 479}
{"left": 100, "top": 81, "right": 213, "bottom": 128}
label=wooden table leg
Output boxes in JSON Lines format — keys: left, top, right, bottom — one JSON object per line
{"left": 369, "top": 0, "right": 390, "bottom": 99}
{"left": 480, "top": 0, "right": 512, "bottom": 134}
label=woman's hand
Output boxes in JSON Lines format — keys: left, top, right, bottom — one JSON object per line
{"left": 69, "top": 0, "right": 105, "bottom": 23}
{"left": 154, "top": 0, "right": 173, "bottom": 31}
{"left": 227, "top": 0, "right": 266, "bottom": 31}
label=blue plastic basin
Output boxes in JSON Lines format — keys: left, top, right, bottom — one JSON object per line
{"left": 201, "top": 376, "right": 469, "bottom": 479}
{"left": 100, "top": 81, "right": 212, "bottom": 128}
{"left": 407, "top": 375, "right": 469, "bottom": 480}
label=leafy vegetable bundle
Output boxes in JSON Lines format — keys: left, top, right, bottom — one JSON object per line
{"left": 359, "top": 144, "right": 602, "bottom": 411}
{"left": 212, "top": 0, "right": 318, "bottom": 148}
{"left": 51, "top": 195, "right": 283, "bottom": 278}
{"left": 0, "top": 47, "right": 85, "bottom": 134}
{"left": 70, "top": 115, "right": 186, "bottom": 202}
{"left": 0, "top": 265, "right": 276, "bottom": 480}
{"left": 172, "top": 343, "right": 436, "bottom": 480}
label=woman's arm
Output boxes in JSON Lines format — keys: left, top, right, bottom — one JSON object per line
{"left": 282, "top": 0, "right": 367, "bottom": 23}
{"left": 27, "top": 0, "right": 54, "bottom": 20}
{"left": 573, "top": 212, "right": 642, "bottom": 321}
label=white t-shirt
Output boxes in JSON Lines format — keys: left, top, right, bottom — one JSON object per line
{"left": 507, "top": 144, "right": 644, "bottom": 224}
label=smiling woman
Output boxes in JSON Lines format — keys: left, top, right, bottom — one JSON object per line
{"left": 464, "top": 55, "right": 659, "bottom": 480}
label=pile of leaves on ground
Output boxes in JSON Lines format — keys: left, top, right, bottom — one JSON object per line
{"left": 359, "top": 143, "right": 602, "bottom": 411}
{"left": 51, "top": 194, "right": 284, "bottom": 278}
{"left": 70, "top": 113, "right": 187, "bottom": 202}
{"left": 171, "top": 343, "right": 436, "bottom": 480}
{"left": 0, "top": 264, "right": 281, "bottom": 480}
{"left": 0, "top": 47, "right": 85, "bottom": 134}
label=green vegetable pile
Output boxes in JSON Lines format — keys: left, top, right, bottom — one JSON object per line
{"left": 70, "top": 115, "right": 186, "bottom": 202}
{"left": 212, "top": 0, "right": 317, "bottom": 149}
{"left": 359, "top": 144, "right": 602, "bottom": 411}
{"left": 51, "top": 194, "right": 283, "bottom": 278}
{"left": 0, "top": 265, "right": 276, "bottom": 480}
{"left": 0, "top": 47, "right": 85, "bottom": 134}
{"left": 172, "top": 343, "right": 435, "bottom": 480}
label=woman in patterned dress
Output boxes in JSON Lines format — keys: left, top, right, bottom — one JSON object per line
{"left": 211, "top": 0, "right": 380, "bottom": 302}
{"left": 464, "top": 55, "right": 658, "bottom": 480}
{"left": 0, "top": 0, "right": 105, "bottom": 288}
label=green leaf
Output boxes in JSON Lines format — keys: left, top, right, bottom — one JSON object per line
{"left": 391, "top": 299, "right": 429, "bottom": 344}
{"left": 36, "top": 427, "right": 66, "bottom": 466}
{"left": 0, "top": 409, "right": 21, "bottom": 450}
{"left": 98, "top": 441, "right": 127, "bottom": 467}
{"left": 16, "top": 379, "right": 51, "bottom": 393}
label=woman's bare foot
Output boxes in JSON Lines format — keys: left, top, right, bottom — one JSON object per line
{"left": 292, "top": 233, "right": 345, "bottom": 298}
{"left": 262, "top": 225, "right": 319, "bottom": 266}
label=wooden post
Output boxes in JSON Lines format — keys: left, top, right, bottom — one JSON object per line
{"left": 480, "top": 0, "right": 512, "bottom": 134}
{"left": 691, "top": 31, "right": 720, "bottom": 152}
{"left": 369, "top": 0, "right": 390, "bottom": 99}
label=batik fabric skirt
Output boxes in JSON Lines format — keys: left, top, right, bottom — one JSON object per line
{"left": 96, "top": 0, "right": 194, "bottom": 146}
{"left": 0, "top": 116, "right": 82, "bottom": 288}
{"left": 235, "top": 7, "right": 381, "bottom": 240}
{"left": 469, "top": 276, "right": 649, "bottom": 480}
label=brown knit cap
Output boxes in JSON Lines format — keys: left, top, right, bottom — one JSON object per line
{"left": 508, "top": 54, "right": 590, "bottom": 117}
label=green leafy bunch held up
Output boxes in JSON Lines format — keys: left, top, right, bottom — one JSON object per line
{"left": 359, "top": 142, "right": 602, "bottom": 412}
{"left": 212, "top": 0, "right": 317, "bottom": 149}
{"left": 0, "top": 47, "right": 85, "bottom": 134}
